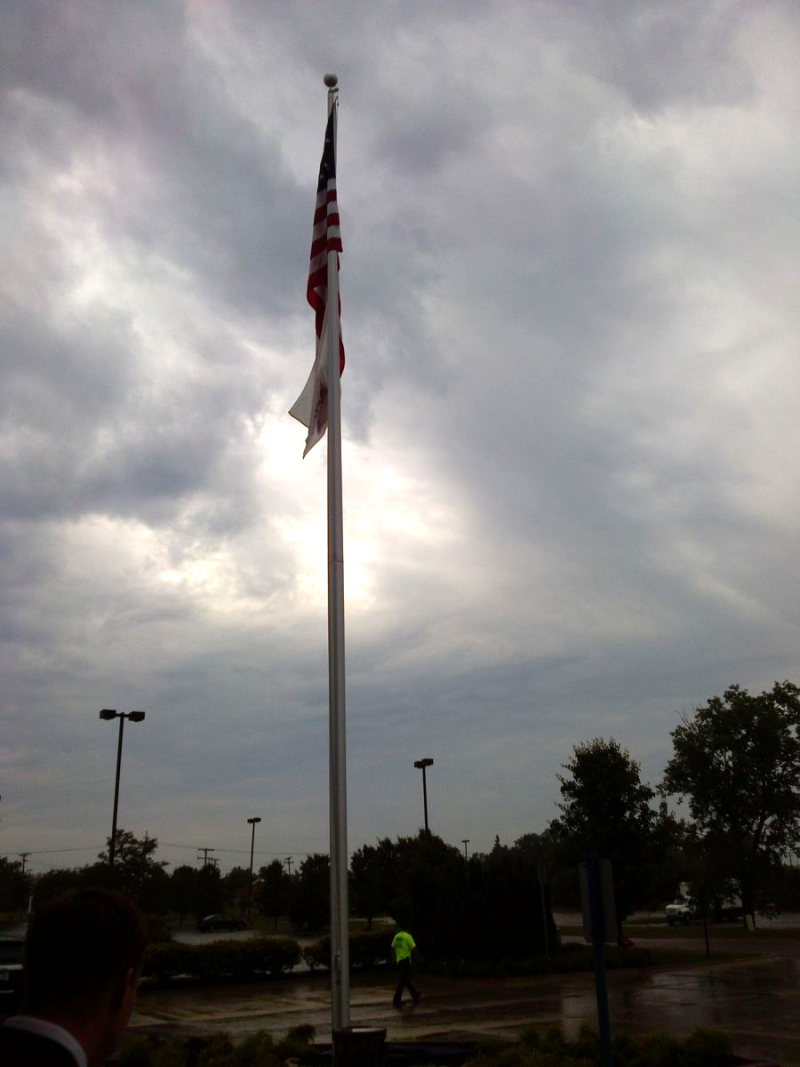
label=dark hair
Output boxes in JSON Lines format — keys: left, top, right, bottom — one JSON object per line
{"left": 25, "top": 888, "right": 148, "bottom": 1010}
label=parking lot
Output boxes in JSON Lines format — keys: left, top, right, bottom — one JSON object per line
{"left": 131, "top": 952, "right": 800, "bottom": 1065}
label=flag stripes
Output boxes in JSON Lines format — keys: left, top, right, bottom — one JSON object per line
{"left": 290, "top": 107, "right": 344, "bottom": 455}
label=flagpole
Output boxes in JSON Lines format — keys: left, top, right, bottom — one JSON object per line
{"left": 324, "top": 73, "right": 350, "bottom": 1035}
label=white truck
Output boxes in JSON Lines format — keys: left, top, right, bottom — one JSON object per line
{"left": 665, "top": 883, "right": 744, "bottom": 925}
{"left": 665, "top": 896, "right": 696, "bottom": 925}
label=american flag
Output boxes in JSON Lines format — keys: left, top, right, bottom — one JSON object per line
{"left": 290, "top": 107, "right": 344, "bottom": 456}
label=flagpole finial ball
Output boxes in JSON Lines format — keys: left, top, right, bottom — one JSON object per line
{"left": 324, "top": 73, "right": 339, "bottom": 88}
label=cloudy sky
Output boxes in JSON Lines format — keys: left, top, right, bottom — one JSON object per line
{"left": 1, "top": 1, "right": 798, "bottom": 878}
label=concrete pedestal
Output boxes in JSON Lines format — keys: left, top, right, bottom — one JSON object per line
{"left": 332, "top": 1026, "right": 387, "bottom": 1066}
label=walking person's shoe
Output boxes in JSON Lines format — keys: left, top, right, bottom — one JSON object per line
{"left": 392, "top": 997, "right": 402, "bottom": 1009}
{"left": 411, "top": 989, "right": 421, "bottom": 1004}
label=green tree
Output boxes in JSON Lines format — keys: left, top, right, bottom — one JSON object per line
{"left": 349, "top": 839, "right": 397, "bottom": 930}
{"left": 257, "top": 859, "right": 290, "bottom": 930}
{"left": 0, "top": 856, "right": 32, "bottom": 912}
{"left": 549, "top": 737, "right": 670, "bottom": 924}
{"left": 662, "top": 681, "right": 800, "bottom": 924}
{"left": 387, "top": 833, "right": 468, "bottom": 959}
{"left": 32, "top": 867, "right": 90, "bottom": 907}
{"left": 288, "top": 854, "right": 329, "bottom": 932}
{"left": 223, "top": 866, "right": 251, "bottom": 916}
{"left": 194, "top": 863, "right": 225, "bottom": 919}
{"left": 170, "top": 865, "right": 198, "bottom": 926}
{"left": 97, "top": 829, "right": 170, "bottom": 913}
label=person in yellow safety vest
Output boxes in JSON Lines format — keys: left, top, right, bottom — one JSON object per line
{"left": 390, "top": 927, "right": 421, "bottom": 1008}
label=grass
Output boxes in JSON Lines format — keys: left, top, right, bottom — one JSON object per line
{"left": 559, "top": 922, "right": 800, "bottom": 940}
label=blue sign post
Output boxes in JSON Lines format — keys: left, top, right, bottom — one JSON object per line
{"left": 581, "top": 852, "right": 614, "bottom": 1067}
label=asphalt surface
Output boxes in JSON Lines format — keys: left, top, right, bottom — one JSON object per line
{"left": 7, "top": 915, "right": 798, "bottom": 1062}
{"left": 131, "top": 951, "right": 800, "bottom": 1066}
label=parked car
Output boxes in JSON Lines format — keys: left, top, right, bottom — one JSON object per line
{"left": 196, "top": 914, "right": 247, "bottom": 933}
{"left": 0, "top": 937, "right": 25, "bottom": 1019}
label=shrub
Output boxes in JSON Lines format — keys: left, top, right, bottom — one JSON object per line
{"left": 195, "top": 1034, "right": 238, "bottom": 1067}
{"left": 302, "top": 938, "right": 330, "bottom": 972}
{"left": 141, "top": 937, "right": 300, "bottom": 984}
{"left": 275, "top": 1023, "right": 318, "bottom": 1060}
{"left": 469, "top": 1026, "right": 733, "bottom": 1067}
{"left": 142, "top": 942, "right": 196, "bottom": 982}
{"left": 235, "top": 1031, "right": 280, "bottom": 1067}
{"left": 302, "top": 930, "right": 391, "bottom": 972}
{"left": 350, "top": 929, "right": 393, "bottom": 968}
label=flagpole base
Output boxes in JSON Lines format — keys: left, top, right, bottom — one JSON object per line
{"left": 332, "top": 1026, "right": 386, "bottom": 1066}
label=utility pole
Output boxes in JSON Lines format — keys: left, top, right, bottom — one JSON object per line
{"left": 462, "top": 839, "right": 469, "bottom": 860}
{"left": 285, "top": 856, "right": 294, "bottom": 875}
{"left": 19, "top": 852, "right": 30, "bottom": 874}
{"left": 197, "top": 848, "right": 216, "bottom": 868}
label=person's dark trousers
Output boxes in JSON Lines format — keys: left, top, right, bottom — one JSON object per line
{"left": 393, "top": 958, "right": 420, "bottom": 1006}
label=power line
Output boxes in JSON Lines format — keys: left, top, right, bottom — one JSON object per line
{"left": 21, "top": 848, "right": 96, "bottom": 855}
{"left": 161, "top": 842, "right": 321, "bottom": 858}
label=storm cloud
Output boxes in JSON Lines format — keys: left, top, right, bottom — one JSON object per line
{"left": 1, "top": 0, "right": 797, "bottom": 874}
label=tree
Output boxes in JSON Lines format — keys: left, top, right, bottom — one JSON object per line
{"left": 194, "top": 863, "right": 225, "bottom": 919}
{"left": 349, "top": 839, "right": 397, "bottom": 930}
{"left": 549, "top": 737, "right": 671, "bottom": 923}
{"left": 662, "top": 681, "right": 800, "bottom": 923}
{"left": 170, "top": 865, "right": 198, "bottom": 926}
{"left": 223, "top": 866, "right": 251, "bottom": 916}
{"left": 0, "top": 857, "right": 32, "bottom": 912}
{"left": 288, "top": 854, "right": 329, "bottom": 932}
{"left": 257, "top": 860, "right": 291, "bottom": 930}
{"left": 97, "top": 829, "right": 170, "bottom": 913}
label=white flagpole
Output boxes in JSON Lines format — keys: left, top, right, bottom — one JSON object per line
{"left": 324, "top": 74, "right": 350, "bottom": 1035}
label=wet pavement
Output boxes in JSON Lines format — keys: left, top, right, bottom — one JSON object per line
{"left": 131, "top": 953, "right": 800, "bottom": 1066}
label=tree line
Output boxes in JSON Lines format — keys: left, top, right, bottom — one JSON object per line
{"left": 2, "top": 680, "right": 797, "bottom": 951}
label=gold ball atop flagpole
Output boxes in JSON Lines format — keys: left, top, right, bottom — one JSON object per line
{"left": 323, "top": 73, "right": 339, "bottom": 88}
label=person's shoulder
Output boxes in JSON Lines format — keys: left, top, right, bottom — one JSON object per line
{"left": 0, "top": 1024, "right": 80, "bottom": 1066}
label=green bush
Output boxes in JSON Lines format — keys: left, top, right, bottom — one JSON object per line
{"left": 119, "top": 1030, "right": 286, "bottom": 1067}
{"left": 142, "top": 942, "right": 196, "bottom": 982}
{"left": 468, "top": 1025, "right": 732, "bottom": 1067}
{"left": 236, "top": 1030, "right": 280, "bottom": 1066}
{"left": 141, "top": 937, "right": 300, "bottom": 984}
{"left": 302, "top": 929, "right": 392, "bottom": 972}
{"left": 350, "top": 928, "right": 393, "bottom": 968}
{"left": 302, "top": 938, "right": 330, "bottom": 972}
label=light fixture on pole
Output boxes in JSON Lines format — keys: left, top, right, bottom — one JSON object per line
{"left": 413, "top": 758, "right": 434, "bottom": 834}
{"left": 99, "top": 709, "right": 146, "bottom": 869}
{"left": 247, "top": 817, "right": 262, "bottom": 923}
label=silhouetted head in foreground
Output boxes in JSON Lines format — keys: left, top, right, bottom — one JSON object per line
{"left": 17, "top": 887, "right": 147, "bottom": 1066}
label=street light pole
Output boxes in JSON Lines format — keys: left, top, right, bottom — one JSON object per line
{"left": 247, "top": 816, "right": 262, "bottom": 924}
{"left": 110, "top": 713, "right": 125, "bottom": 869}
{"left": 413, "top": 758, "right": 434, "bottom": 834}
{"left": 99, "top": 709, "right": 145, "bottom": 870}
